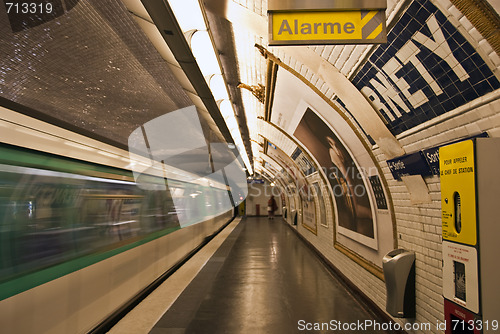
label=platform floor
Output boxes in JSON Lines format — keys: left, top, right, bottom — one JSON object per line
{"left": 112, "top": 217, "right": 389, "bottom": 333}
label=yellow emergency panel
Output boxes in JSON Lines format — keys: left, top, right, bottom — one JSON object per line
{"left": 439, "top": 140, "right": 476, "bottom": 245}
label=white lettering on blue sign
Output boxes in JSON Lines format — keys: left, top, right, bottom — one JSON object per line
{"left": 426, "top": 150, "right": 439, "bottom": 164}
{"left": 388, "top": 160, "right": 405, "bottom": 171}
{"left": 352, "top": 0, "right": 499, "bottom": 135}
{"left": 396, "top": 41, "right": 442, "bottom": 97}
{"left": 362, "top": 14, "right": 467, "bottom": 122}
{"left": 412, "top": 16, "right": 469, "bottom": 81}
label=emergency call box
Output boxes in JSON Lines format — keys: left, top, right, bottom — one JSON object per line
{"left": 439, "top": 138, "right": 500, "bottom": 330}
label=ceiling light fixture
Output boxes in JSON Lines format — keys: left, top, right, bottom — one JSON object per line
{"left": 168, "top": 0, "right": 253, "bottom": 175}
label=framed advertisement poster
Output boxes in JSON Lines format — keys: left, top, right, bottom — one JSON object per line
{"left": 312, "top": 181, "right": 327, "bottom": 227}
{"left": 293, "top": 107, "right": 378, "bottom": 249}
{"left": 266, "top": 140, "right": 317, "bottom": 234}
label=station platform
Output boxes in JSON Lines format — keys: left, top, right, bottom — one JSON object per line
{"left": 109, "top": 217, "right": 389, "bottom": 333}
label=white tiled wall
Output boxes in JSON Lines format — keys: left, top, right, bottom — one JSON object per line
{"left": 265, "top": 0, "right": 500, "bottom": 332}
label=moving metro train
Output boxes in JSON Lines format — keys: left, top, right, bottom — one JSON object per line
{"left": 0, "top": 106, "right": 246, "bottom": 333}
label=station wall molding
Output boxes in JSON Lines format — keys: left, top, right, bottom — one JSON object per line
{"left": 258, "top": 44, "right": 406, "bottom": 159}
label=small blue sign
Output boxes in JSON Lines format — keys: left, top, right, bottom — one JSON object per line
{"left": 369, "top": 175, "right": 388, "bottom": 210}
{"left": 421, "top": 147, "right": 440, "bottom": 176}
{"left": 387, "top": 151, "right": 431, "bottom": 180}
{"left": 388, "top": 132, "right": 488, "bottom": 180}
{"left": 247, "top": 178, "right": 265, "bottom": 184}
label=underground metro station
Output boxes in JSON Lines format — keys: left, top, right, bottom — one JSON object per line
{"left": 0, "top": 0, "right": 499, "bottom": 333}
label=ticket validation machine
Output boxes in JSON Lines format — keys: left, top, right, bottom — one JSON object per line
{"left": 440, "top": 138, "right": 500, "bottom": 333}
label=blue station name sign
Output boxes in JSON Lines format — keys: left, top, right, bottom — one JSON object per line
{"left": 387, "top": 133, "right": 488, "bottom": 180}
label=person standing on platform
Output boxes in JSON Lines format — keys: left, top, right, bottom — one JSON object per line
{"left": 267, "top": 195, "right": 277, "bottom": 219}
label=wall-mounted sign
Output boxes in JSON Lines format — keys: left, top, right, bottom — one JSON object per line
{"left": 386, "top": 151, "right": 432, "bottom": 181}
{"left": 387, "top": 133, "right": 488, "bottom": 180}
{"left": 247, "top": 178, "right": 265, "bottom": 184}
{"left": 291, "top": 147, "right": 316, "bottom": 176}
{"left": 268, "top": 0, "right": 387, "bottom": 46}
{"left": 439, "top": 140, "right": 477, "bottom": 246}
{"left": 369, "top": 175, "right": 388, "bottom": 210}
{"left": 442, "top": 241, "right": 479, "bottom": 313}
{"left": 269, "top": 10, "right": 386, "bottom": 45}
{"left": 352, "top": 0, "right": 500, "bottom": 135}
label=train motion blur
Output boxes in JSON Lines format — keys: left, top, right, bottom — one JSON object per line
{"left": 0, "top": 105, "right": 248, "bottom": 333}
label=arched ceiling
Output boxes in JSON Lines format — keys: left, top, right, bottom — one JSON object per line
{"left": 199, "top": 0, "right": 500, "bottom": 181}
{"left": 200, "top": 0, "right": 406, "bottom": 174}
{"left": 1, "top": 0, "right": 498, "bottom": 181}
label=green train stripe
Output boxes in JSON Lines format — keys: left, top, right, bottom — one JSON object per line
{"left": 0, "top": 142, "right": 133, "bottom": 179}
{"left": 0, "top": 226, "right": 179, "bottom": 301}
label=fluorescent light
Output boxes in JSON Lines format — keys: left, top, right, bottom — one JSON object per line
{"left": 167, "top": 0, "right": 253, "bottom": 175}
{"left": 219, "top": 99, "right": 234, "bottom": 118}
{"left": 210, "top": 74, "right": 229, "bottom": 100}
{"left": 191, "top": 30, "right": 221, "bottom": 76}
{"left": 226, "top": 116, "right": 238, "bottom": 131}
{"left": 168, "top": 0, "right": 206, "bottom": 31}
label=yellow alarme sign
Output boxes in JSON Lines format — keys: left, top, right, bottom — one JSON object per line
{"left": 270, "top": 10, "right": 386, "bottom": 45}
{"left": 439, "top": 140, "right": 477, "bottom": 246}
